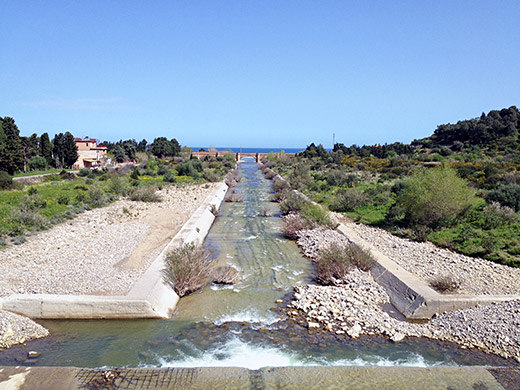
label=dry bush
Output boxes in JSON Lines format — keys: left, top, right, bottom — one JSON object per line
{"left": 315, "top": 242, "right": 376, "bottom": 285}
{"left": 259, "top": 207, "right": 272, "bottom": 217}
{"left": 163, "top": 242, "right": 215, "bottom": 297}
{"left": 129, "top": 186, "right": 161, "bottom": 202}
{"left": 429, "top": 274, "right": 459, "bottom": 293}
{"left": 212, "top": 265, "right": 240, "bottom": 284}
{"left": 209, "top": 204, "right": 219, "bottom": 216}
{"left": 224, "top": 193, "right": 244, "bottom": 202}
{"left": 282, "top": 212, "right": 311, "bottom": 240}
{"left": 225, "top": 169, "right": 240, "bottom": 187}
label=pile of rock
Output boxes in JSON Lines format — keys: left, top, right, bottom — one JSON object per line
{"left": 0, "top": 310, "right": 49, "bottom": 349}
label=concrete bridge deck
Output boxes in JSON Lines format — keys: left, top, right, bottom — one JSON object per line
{"left": 192, "top": 151, "right": 296, "bottom": 163}
{"left": 1, "top": 365, "right": 518, "bottom": 390}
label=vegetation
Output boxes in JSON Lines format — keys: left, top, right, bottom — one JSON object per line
{"left": 163, "top": 242, "right": 215, "bottom": 297}
{"left": 262, "top": 105, "right": 520, "bottom": 267}
{"left": 315, "top": 243, "right": 375, "bottom": 285}
{"left": 429, "top": 274, "right": 459, "bottom": 293}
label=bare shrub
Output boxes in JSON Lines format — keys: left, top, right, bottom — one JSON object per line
{"left": 282, "top": 212, "right": 312, "bottom": 240}
{"left": 259, "top": 207, "right": 272, "bottom": 217}
{"left": 225, "top": 169, "right": 240, "bottom": 187}
{"left": 163, "top": 242, "right": 215, "bottom": 297}
{"left": 429, "top": 274, "right": 459, "bottom": 293}
{"left": 129, "top": 186, "right": 161, "bottom": 202}
{"left": 212, "top": 265, "right": 240, "bottom": 285}
{"left": 224, "top": 193, "right": 244, "bottom": 202}
{"left": 209, "top": 204, "right": 219, "bottom": 216}
{"left": 264, "top": 169, "right": 276, "bottom": 180}
{"left": 315, "top": 243, "right": 376, "bottom": 285}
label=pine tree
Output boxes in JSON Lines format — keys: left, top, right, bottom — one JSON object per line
{"left": 0, "top": 117, "right": 24, "bottom": 174}
{"left": 40, "top": 132, "right": 53, "bottom": 166}
{"left": 63, "top": 132, "right": 78, "bottom": 168}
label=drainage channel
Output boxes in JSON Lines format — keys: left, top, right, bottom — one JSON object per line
{"left": 0, "top": 160, "right": 513, "bottom": 369}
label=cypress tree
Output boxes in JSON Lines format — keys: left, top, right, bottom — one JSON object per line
{"left": 0, "top": 117, "right": 24, "bottom": 174}
{"left": 40, "top": 132, "right": 53, "bottom": 166}
{"left": 63, "top": 132, "right": 78, "bottom": 168}
{"left": 52, "top": 133, "right": 65, "bottom": 168}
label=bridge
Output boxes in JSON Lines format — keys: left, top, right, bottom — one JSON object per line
{"left": 191, "top": 151, "right": 296, "bottom": 163}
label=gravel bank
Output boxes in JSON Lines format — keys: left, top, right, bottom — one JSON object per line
{"left": 0, "top": 183, "right": 218, "bottom": 297}
{"left": 293, "top": 226, "right": 520, "bottom": 361}
{"left": 298, "top": 223, "right": 520, "bottom": 295}
{"left": 290, "top": 274, "right": 520, "bottom": 362}
{"left": 0, "top": 310, "right": 49, "bottom": 349}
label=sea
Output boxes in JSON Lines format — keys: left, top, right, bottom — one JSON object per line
{"left": 189, "top": 147, "right": 305, "bottom": 154}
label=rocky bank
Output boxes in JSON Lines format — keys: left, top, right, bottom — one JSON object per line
{"left": 293, "top": 225, "right": 520, "bottom": 362}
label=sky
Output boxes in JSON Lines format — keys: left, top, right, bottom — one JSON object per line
{"left": 2, "top": 1, "right": 520, "bottom": 149}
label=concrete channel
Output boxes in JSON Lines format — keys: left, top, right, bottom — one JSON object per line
{"left": 0, "top": 365, "right": 519, "bottom": 390}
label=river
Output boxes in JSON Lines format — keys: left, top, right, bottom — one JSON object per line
{"left": 0, "top": 160, "right": 511, "bottom": 368}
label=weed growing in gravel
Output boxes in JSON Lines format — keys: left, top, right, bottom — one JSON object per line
{"left": 129, "top": 186, "right": 161, "bottom": 202}
{"left": 429, "top": 274, "right": 459, "bottom": 293}
{"left": 163, "top": 242, "right": 215, "bottom": 297}
{"left": 315, "top": 242, "right": 376, "bottom": 285}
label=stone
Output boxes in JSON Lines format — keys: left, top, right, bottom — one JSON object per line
{"left": 308, "top": 322, "right": 320, "bottom": 329}
{"left": 390, "top": 333, "right": 405, "bottom": 343}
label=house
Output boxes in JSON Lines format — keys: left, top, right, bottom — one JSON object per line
{"left": 73, "top": 137, "right": 108, "bottom": 169}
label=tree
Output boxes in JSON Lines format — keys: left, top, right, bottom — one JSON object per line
{"left": 63, "top": 132, "right": 78, "bottom": 168}
{"left": 52, "top": 133, "right": 66, "bottom": 168}
{"left": 21, "top": 133, "right": 39, "bottom": 172}
{"left": 40, "top": 132, "right": 53, "bottom": 166}
{"left": 394, "top": 165, "right": 477, "bottom": 228}
{"left": 0, "top": 117, "right": 24, "bottom": 174}
{"left": 137, "top": 139, "right": 148, "bottom": 152}
{"left": 113, "top": 145, "right": 126, "bottom": 163}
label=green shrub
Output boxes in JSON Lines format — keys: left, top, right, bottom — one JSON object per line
{"left": 487, "top": 183, "right": 520, "bottom": 212}
{"left": 129, "top": 186, "right": 161, "bottom": 202}
{"left": 395, "top": 165, "right": 477, "bottom": 228}
{"left": 279, "top": 191, "right": 308, "bottom": 214}
{"left": 315, "top": 243, "right": 375, "bottom": 285}
{"left": 177, "top": 160, "right": 203, "bottom": 178}
{"left": 109, "top": 175, "right": 129, "bottom": 196}
{"left": 300, "top": 203, "right": 333, "bottom": 227}
{"left": 163, "top": 242, "right": 215, "bottom": 297}
{"left": 483, "top": 202, "right": 518, "bottom": 228}
{"left": 28, "top": 156, "right": 47, "bottom": 171}
{"left": 157, "top": 164, "right": 169, "bottom": 175}
{"left": 78, "top": 168, "right": 91, "bottom": 177}
{"left": 329, "top": 189, "right": 368, "bottom": 212}
{"left": 130, "top": 167, "right": 140, "bottom": 180}
{"left": 0, "top": 171, "right": 14, "bottom": 190}
{"left": 163, "top": 170, "right": 176, "bottom": 183}
{"left": 57, "top": 195, "right": 69, "bottom": 205}
{"left": 88, "top": 185, "right": 108, "bottom": 207}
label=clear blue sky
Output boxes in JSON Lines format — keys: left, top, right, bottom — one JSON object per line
{"left": 2, "top": 1, "right": 519, "bottom": 149}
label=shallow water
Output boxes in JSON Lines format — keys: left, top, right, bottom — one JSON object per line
{"left": 0, "top": 161, "right": 513, "bottom": 368}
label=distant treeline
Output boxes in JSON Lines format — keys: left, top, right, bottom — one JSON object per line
{"left": 98, "top": 137, "right": 182, "bottom": 162}
{"left": 303, "top": 106, "right": 520, "bottom": 160}
{"left": 427, "top": 106, "right": 519, "bottom": 147}
{"left": 0, "top": 117, "right": 78, "bottom": 174}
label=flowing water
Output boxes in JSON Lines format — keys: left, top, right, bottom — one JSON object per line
{"left": 0, "top": 160, "right": 512, "bottom": 368}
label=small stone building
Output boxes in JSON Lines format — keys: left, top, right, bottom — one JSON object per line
{"left": 73, "top": 137, "right": 108, "bottom": 169}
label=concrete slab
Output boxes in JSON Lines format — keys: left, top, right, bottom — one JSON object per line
{"left": 0, "top": 366, "right": 515, "bottom": 390}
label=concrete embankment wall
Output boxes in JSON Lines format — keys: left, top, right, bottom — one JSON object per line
{"left": 336, "top": 224, "right": 520, "bottom": 319}
{"left": 0, "top": 182, "right": 228, "bottom": 319}
{"left": 0, "top": 365, "right": 515, "bottom": 390}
